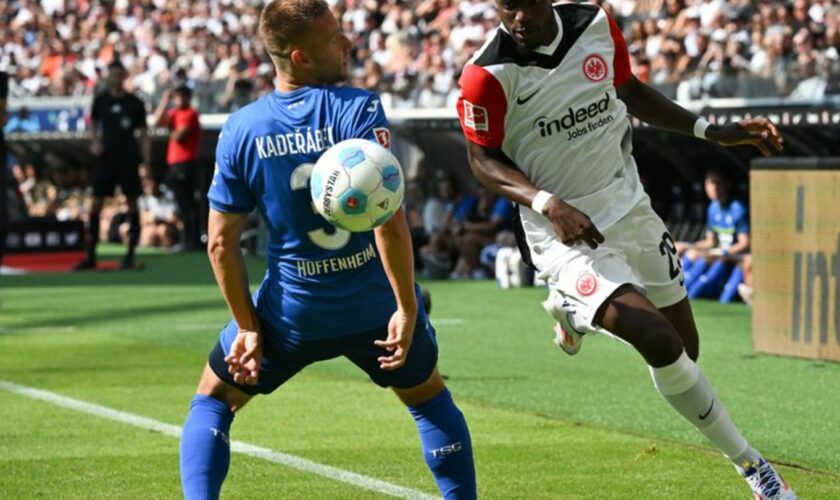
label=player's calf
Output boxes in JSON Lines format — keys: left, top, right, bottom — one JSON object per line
{"left": 396, "top": 371, "right": 476, "bottom": 500}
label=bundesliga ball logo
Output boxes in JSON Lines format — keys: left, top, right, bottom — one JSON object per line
{"left": 310, "top": 138, "right": 405, "bottom": 232}
{"left": 583, "top": 54, "right": 608, "bottom": 83}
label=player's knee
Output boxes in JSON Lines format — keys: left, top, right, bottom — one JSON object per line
{"left": 393, "top": 369, "right": 446, "bottom": 407}
{"left": 196, "top": 366, "right": 252, "bottom": 412}
{"left": 637, "top": 320, "right": 684, "bottom": 367}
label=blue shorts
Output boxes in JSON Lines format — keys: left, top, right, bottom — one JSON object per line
{"left": 208, "top": 311, "right": 439, "bottom": 396}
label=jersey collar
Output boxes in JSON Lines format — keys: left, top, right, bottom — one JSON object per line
{"left": 500, "top": 10, "right": 563, "bottom": 55}
{"left": 533, "top": 10, "right": 563, "bottom": 56}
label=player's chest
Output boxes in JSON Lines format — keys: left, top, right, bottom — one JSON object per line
{"left": 506, "top": 45, "right": 616, "bottom": 125}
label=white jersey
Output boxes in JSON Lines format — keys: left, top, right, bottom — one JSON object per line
{"left": 457, "top": 3, "right": 644, "bottom": 263}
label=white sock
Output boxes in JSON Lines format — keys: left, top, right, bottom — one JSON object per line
{"left": 649, "top": 351, "right": 761, "bottom": 464}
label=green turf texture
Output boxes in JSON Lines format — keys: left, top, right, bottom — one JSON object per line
{"left": 1, "top": 247, "right": 838, "bottom": 498}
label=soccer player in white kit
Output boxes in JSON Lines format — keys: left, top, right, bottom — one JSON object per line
{"left": 457, "top": 1, "right": 795, "bottom": 499}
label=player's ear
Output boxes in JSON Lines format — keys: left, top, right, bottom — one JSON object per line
{"left": 289, "top": 47, "right": 312, "bottom": 69}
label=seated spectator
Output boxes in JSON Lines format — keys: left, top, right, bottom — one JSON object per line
{"left": 450, "top": 186, "right": 513, "bottom": 279}
{"left": 677, "top": 168, "right": 750, "bottom": 303}
{"left": 419, "top": 173, "right": 472, "bottom": 279}
{"left": 404, "top": 179, "right": 429, "bottom": 269}
{"left": 134, "top": 174, "right": 182, "bottom": 248}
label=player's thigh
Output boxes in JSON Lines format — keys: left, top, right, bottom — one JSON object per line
{"left": 92, "top": 163, "right": 117, "bottom": 199}
{"left": 120, "top": 162, "right": 142, "bottom": 199}
{"left": 343, "top": 317, "right": 439, "bottom": 392}
{"left": 208, "top": 321, "right": 309, "bottom": 397}
{"left": 621, "top": 197, "right": 687, "bottom": 310}
{"left": 542, "top": 241, "right": 643, "bottom": 333}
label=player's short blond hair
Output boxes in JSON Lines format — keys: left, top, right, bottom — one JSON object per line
{"left": 259, "top": 0, "right": 329, "bottom": 59}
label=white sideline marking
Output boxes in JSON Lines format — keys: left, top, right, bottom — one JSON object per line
{"left": 0, "top": 379, "right": 436, "bottom": 499}
{"left": 0, "top": 326, "right": 77, "bottom": 334}
{"left": 431, "top": 318, "right": 464, "bottom": 326}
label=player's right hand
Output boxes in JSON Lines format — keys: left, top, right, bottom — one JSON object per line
{"left": 374, "top": 309, "right": 416, "bottom": 370}
{"left": 225, "top": 328, "right": 263, "bottom": 386}
{"left": 543, "top": 197, "right": 605, "bottom": 249}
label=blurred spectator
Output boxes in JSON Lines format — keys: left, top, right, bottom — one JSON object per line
{"left": 677, "top": 168, "right": 750, "bottom": 303}
{"left": 3, "top": 0, "right": 837, "bottom": 105}
{"left": 136, "top": 173, "right": 182, "bottom": 249}
{"left": 404, "top": 179, "right": 430, "bottom": 270}
{"left": 450, "top": 186, "right": 513, "bottom": 279}
{"left": 419, "top": 172, "right": 471, "bottom": 279}
{"left": 153, "top": 85, "right": 201, "bottom": 249}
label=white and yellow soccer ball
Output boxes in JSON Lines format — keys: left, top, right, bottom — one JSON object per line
{"left": 310, "top": 138, "right": 405, "bottom": 232}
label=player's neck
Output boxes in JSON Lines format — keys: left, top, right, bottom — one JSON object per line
{"left": 275, "top": 67, "right": 326, "bottom": 93}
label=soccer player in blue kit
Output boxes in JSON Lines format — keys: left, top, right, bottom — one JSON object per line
{"left": 679, "top": 168, "right": 751, "bottom": 302}
{"left": 178, "top": 1, "right": 476, "bottom": 498}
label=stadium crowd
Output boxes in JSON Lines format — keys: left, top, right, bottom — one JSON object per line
{"left": 3, "top": 0, "right": 839, "bottom": 109}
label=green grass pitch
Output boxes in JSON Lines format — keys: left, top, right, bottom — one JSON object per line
{"left": 1, "top": 246, "right": 838, "bottom": 498}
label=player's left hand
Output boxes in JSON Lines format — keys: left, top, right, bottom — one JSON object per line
{"left": 706, "top": 118, "right": 784, "bottom": 156}
{"left": 374, "top": 309, "right": 417, "bottom": 370}
{"left": 225, "top": 328, "right": 263, "bottom": 386}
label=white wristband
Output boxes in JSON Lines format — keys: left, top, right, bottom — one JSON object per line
{"left": 693, "top": 117, "right": 710, "bottom": 140}
{"left": 531, "top": 190, "right": 553, "bottom": 215}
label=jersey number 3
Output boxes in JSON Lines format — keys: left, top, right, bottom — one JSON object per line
{"left": 290, "top": 163, "right": 351, "bottom": 250}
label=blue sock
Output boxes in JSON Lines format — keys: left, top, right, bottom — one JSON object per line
{"left": 408, "top": 389, "right": 476, "bottom": 499}
{"left": 719, "top": 265, "right": 744, "bottom": 303}
{"left": 688, "top": 260, "right": 729, "bottom": 299}
{"left": 180, "top": 395, "right": 234, "bottom": 500}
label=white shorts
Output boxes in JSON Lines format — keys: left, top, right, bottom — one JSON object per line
{"left": 536, "top": 194, "right": 686, "bottom": 330}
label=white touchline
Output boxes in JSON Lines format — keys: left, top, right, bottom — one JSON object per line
{"left": 0, "top": 379, "right": 436, "bottom": 500}
{"left": 431, "top": 318, "right": 464, "bottom": 326}
{"left": 0, "top": 326, "right": 78, "bottom": 334}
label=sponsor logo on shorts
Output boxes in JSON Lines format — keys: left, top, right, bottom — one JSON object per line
{"left": 583, "top": 54, "right": 608, "bottom": 82}
{"left": 462, "top": 100, "right": 489, "bottom": 132}
{"left": 373, "top": 127, "right": 391, "bottom": 149}
{"left": 576, "top": 272, "right": 598, "bottom": 297}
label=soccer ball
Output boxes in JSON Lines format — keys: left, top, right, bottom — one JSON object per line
{"left": 310, "top": 138, "right": 405, "bottom": 232}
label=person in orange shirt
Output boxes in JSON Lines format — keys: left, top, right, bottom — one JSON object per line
{"left": 153, "top": 85, "right": 202, "bottom": 249}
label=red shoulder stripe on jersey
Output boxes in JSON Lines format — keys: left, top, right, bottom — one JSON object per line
{"left": 605, "top": 11, "right": 632, "bottom": 87}
{"left": 457, "top": 64, "right": 507, "bottom": 148}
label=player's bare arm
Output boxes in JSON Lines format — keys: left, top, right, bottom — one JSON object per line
{"left": 466, "top": 141, "right": 604, "bottom": 249}
{"left": 207, "top": 209, "right": 262, "bottom": 385}
{"left": 139, "top": 126, "right": 153, "bottom": 168}
{"left": 616, "top": 75, "right": 784, "bottom": 156}
{"left": 373, "top": 207, "right": 418, "bottom": 370}
{"left": 152, "top": 89, "right": 172, "bottom": 128}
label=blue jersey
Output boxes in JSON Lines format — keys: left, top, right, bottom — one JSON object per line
{"left": 209, "top": 86, "right": 396, "bottom": 339}
{"left": 707, "top": 199, "right": 749, "bottom": 250}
